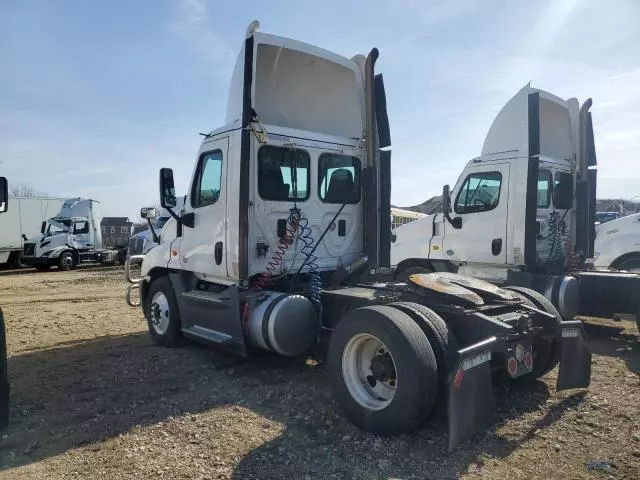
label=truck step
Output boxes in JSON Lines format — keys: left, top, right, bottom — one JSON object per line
{"left": 181, "top": 325, "right": 233, "bottom": 343}
{"left": 182, "top": 289, "right": 229, "bottom": 305}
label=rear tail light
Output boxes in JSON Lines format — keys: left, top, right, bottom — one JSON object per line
{"left": 507, "top": 357, "right": 518, "bottom": 377}
{"left": 523, "top": 351, "right": 533, "bottom": 371}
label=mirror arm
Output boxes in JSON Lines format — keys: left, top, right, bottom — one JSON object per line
{"left": 146, "top": 218, "right": 159, "bottom": 243}
{"left": 443, "top": 212, "right": 462, "bottom": 229}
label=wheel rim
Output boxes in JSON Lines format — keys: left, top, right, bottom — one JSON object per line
{"left": 150, "top": 292, "right": 170, "bottom": 335}
{"left": 342, "top": 333, "right": 397, "bottom": 410}
{"left": 62, "top": 255, "right": 73, "bottom": 267}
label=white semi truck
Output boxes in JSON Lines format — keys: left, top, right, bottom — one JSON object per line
{"left": 0, "top": 195, "right": 66, "bottom": 269}
{"left": 125, "top": 21, "right": 591, "bottom": 450}
{"left": 390, "top": 85, "right": 640, "bottom": 323}
{"left": 21, "top": 197, "right": 128, "bottom": 271}
{"left": 593, "top": 212, "right": 640, "bottom": 272}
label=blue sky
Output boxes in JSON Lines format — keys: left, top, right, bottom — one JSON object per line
{"left": 1, "top": 0, "right": 639, "bottom": 219}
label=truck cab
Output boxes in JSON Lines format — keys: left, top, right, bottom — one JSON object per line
{"left": 391, "top": 86, "right": 598, "bottom": 319}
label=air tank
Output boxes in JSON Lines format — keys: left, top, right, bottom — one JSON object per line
{"left": 246, "top": 292, "right": 319, "bottom": 356}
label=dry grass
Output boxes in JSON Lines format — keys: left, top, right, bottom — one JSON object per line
{"left": 0, "top": 268, "right": 638, "bottom": 479}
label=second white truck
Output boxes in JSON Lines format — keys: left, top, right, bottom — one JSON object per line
{"left": 391, "top": 85, "right": 640, "bottom": 322}
{"left": 20, "top": 197, "right": 128, "bottom": 271}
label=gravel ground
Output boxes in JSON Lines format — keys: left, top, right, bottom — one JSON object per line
{"left": 0, "top": 267, "right": 638, "bottom": 479}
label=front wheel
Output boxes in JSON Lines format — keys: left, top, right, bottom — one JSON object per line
{"left": 327, "top": 305, "right": 438, "bottom": 436}
{"left": 58, "top": 251, "right": 75, "bottom": 271}
{"left": 144, "top": 276, "right": 182, "bottom": 347}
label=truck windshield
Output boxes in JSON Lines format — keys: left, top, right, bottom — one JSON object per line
{"left": 46, "top": 219, "right": 71, "bottom": 234}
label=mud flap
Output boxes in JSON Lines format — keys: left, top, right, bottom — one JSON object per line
{"left": 447, "top": 337, "right": 497, "bottom": 451}
{"left": 556, "top": 320, "right": 592, "bottom": 391}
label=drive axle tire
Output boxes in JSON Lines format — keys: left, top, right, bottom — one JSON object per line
{"left": 144, "top": 276, "right": 183, "bottom": 347}
{"left": 388, "top": 302, "right": 459, "bottom": 391}
{"left": 58, "top": 251, "right": 75, "bottom": 271}
{"left": 327, "top": 305, "right": 438, "bottom": 436}
{"left": 504, "top": 286, "right": 560, "bottom": 379}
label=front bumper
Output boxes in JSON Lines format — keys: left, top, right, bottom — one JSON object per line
{"left": 447, "top": 317, "right": 591, "bottom": 450}
{"left": 20, "top": 256, "right": 56, "bottom": 268}
{"left": 124, "top": 255, "right": 145, "bottom": 307}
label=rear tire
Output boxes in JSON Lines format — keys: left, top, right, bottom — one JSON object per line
{"left": 503, "top": 286, "right": 560, "bottom": 378}
{"left": 328, "top": 305, "right": 438, "bottom": 436}
{"left": 388, "top": 302, "right": 458, "bottom": 391}
{"left": 144, "top": 276, "right": 182, "bottom": 347}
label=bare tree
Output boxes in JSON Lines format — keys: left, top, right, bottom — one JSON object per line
{"left": 10, "top": 183, "right": 48, "bottom": 197}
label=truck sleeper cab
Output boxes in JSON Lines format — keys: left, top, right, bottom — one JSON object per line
{"left": 126, "top": 21, "right": 592, "bottom": 450}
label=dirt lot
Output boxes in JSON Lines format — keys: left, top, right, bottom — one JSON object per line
{"left": 0, "top": 267, "right": 638, "bottom": 479}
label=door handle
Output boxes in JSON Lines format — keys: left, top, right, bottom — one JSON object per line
{"left": 491, "top": 238, "right": 502, "bottom": 256}
{"left": 215, "top": 241, "right": 223, "bottom": 265}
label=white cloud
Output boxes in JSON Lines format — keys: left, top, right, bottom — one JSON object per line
{"left": 169, "top": 0, "right": 235, "bottom": 70}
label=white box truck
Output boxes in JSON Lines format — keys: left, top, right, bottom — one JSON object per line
{"left": 0, "top": 196, "right": 66, "bottom": 268}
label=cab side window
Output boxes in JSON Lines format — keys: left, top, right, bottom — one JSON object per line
{"left": 258, "top": 145, "right": 310, "bottom": 201}
{"left": 74, "top": 221, "right": 89, "bottom": 234}
{"left": 454, "top": 171, "right": 502, "bottom": 214}
{"left": 537, "top": 169, "right": 552, "bottom": 208}
{"left": 192, "top": 151, "right": 223, "bottom": 208}
{"left": 318, "top": 153, "right": 361, "bottom": 204}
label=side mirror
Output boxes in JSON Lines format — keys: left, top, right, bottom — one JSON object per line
{"left": 41, "top": 221, "right": 46, "bottom": 234}
{"left": 0, "top": 177, "right": 7, "bottom": 214}
{"left": 442, "top": 184, "right": 462, "bottom": 229}
{"left": 140, "top": 207, "right": 157, "bottom": 220}
{"left": 442, "top": 184, "right": 451, "bottom": 213}
{"left": 160, "top": 168, "right": 177, "bottom": 208}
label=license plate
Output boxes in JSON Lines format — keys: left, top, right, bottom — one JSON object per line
{"left": 562, "top": 327, "right": 580, "bottom": 338}
{"left": 462, "top": 350, "right": 491, "bottom": 371}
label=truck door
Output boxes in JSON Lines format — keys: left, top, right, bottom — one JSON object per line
{"left": 178, "top": 137, "right": 229, "bottom": 281}
{"left": 442, "top": 163, "right": 510, "bottom": 266}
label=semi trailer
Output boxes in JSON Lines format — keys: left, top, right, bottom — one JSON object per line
{"left": 21, "top": 197, "right": 128, "bottom": 271}
{"left": 125, "top": 21, "right": 591, "bottom": 450}
{"left": 1, "top": 177, "right": 10, "bottom": 429}
{"left": 390, "top": 85, "right": 640, "bottom": 324}
{"left": 0, "top": 195, "right": 66, "bottom": 269}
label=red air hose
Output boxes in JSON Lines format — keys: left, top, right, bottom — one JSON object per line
{"left": 252, "top": 209, "right": 301, "bottom": 290}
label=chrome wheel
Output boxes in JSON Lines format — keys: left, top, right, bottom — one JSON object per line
{"left": 150, "top": 291, "right": 170, "bottom": 335}
{"left": 342, "top": 333, "right": 397, "bottom": 410}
